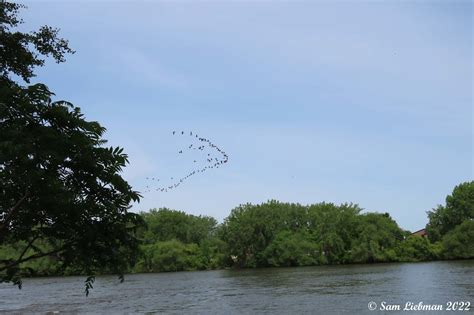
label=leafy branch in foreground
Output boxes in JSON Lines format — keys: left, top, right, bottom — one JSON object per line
{"left": 0, "top": 2, "right": 75, "bottom": 84}
{"left": 0, "top": 82, "right": 144, "bottom": 290}
{"left": 1, "top": 1, "right": 144, "bottom": 294}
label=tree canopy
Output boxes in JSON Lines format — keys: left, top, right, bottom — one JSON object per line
{"left": 1, "top": 187, "right": 472, "bottom": 282}
{"left": 220, "top": 201, "right": 408, "bottom": 267}
{"left": 0, "top": 2, "right": 74, "bottom": 85}
{"left": 426, "top": 181, "right": 474, "bottom": 242}
{"left": 0, "top": 1, "right": 471, "bottom": 293}
{"left": 0, "top": 1, "right": 143, "bottom": 294}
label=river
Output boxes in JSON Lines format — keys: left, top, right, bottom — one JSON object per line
{"left": 1, "top": 260, "right": 473, "bottom": 314}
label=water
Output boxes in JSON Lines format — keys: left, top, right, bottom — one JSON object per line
{"left": 1, "top": 261, "right": 473, "bottom": 314}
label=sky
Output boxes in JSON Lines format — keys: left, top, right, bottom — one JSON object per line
{"left": 20, "top": 1, "right": 472, "bottom": 231}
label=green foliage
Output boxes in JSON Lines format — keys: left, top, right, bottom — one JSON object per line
{"left": 0, "top": 240, "right": 59, "bottom": 277}
{"left": 199, "top": 237, "right": 228, "bottom": 269}
{"left": 132, "top": 209, "right": 222, "bottom": 272}
{"left": 0, "top": 2, "right": 143, "bottom": 290}
{"left": 136, "top": 241, "right": 206, "bottom": 273}
{"left": 393, "top": 235, "right": 440, "bottom": 262}
{"left": 1, "top": 196, "right": 473, "bottom": 277}
{"left": 221, "top": 201, "right": 308, "bottom": 267}
{"left": 426, "top": 181, "right": 474, "bottom": 242}
{"left": 0, "top": 81, "right": 144, "bottom": 285}
{"left": 221, "top": 201, "right": 406, "bottom": 267}
{"left": 307, "top": 202, "right": 361, "bottom": 264}
{"left": 350, "top": 213, "right": 404, "bottom": 263}
{"left": 1, "top": 1, "right": 472, "bottom": 291}
{"left": 441, "top": 220, "right": 474, "bottom": 259}
{"left": 263, "top": 230, "right": 324, "bottom": 267}
{"left": 140, "top": 208, "right": 217, "bottom": 244}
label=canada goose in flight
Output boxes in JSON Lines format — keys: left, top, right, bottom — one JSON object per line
{"left": 147, "top": 131, "right": 230, "bottom": 193}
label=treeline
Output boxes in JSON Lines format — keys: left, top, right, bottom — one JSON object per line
{"left": 0, "top": 182, "right": 472, "bottom": 276}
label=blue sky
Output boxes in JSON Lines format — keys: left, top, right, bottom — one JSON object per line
{"left": 21, "top": 1, "right": 472, "bottom": 231}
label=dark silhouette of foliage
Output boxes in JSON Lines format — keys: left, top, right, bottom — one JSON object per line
{"left": 0, "top": 2, "right": 74, "bottom": 85}
{"left": 0, "top": 2, "right": 143, "bottom": 292}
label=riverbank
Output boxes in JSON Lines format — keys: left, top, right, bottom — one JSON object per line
{"left": 2, "top": 202, "right": 472, "bottom": 279}
{"left": 2, "top": 182, "right": 473, "bottom": 279}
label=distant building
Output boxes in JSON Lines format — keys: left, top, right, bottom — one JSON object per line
{"left": 411, "top": 228, "right": 428, "bottom": 238}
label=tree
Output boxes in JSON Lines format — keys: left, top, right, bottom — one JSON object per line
{"left": 221, "top": 201, "right": 308, "bottom": 267}
{"left": 426, "top": 181, "right": 474, "bottom": 242}
{"left": 0, "top": 2, "right": 74, "bottom": 85}
{"left": 349, "top": 212, "right": 404, "bottom": 263}
{"left": 393, "top": 235, "right": 439, "bottom": 262}
{"left": 140, "top": 208, "right": 217, "bottom": 245}
{"left": 307, "top": 202, "right": 361, "bottom": 264}
{"left": 441, "top": 220, "right": 474, "bottom": 259}
{"left": 263, "top": 230, "right": 323, "bottom": 267}
{"left": 0, "top": 2, "right": 143, "bottom": 294}
{"left": 136, "top": 240, "right": 205, "bottom": 272}
{"left": 221, "top": 201, "right": 368, "bottom": 267}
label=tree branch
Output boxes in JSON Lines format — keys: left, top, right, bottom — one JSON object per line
{"left": 0, "top": 241, "right": 72, "bottom": 273}
{"left": 16, "top": 235, "right": 39, "bottom": 264}
{"left": 0, "top": 191, "right": 29, "bottom": 239}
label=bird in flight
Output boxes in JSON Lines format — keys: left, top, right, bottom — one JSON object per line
{"left": 144, "top": 130, "right": 229, "bottom": 193}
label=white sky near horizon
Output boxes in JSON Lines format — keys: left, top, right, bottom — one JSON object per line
{"left": 19, "top": 0, "right": 473, "bottom": 232}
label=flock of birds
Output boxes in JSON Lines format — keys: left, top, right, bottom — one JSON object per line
{"left": 143, "top": 131, "right": 229, "bottom": 193}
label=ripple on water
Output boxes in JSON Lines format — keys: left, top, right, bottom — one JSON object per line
{"left": 0, "top": 261, "right": 472, "bottom": 314}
